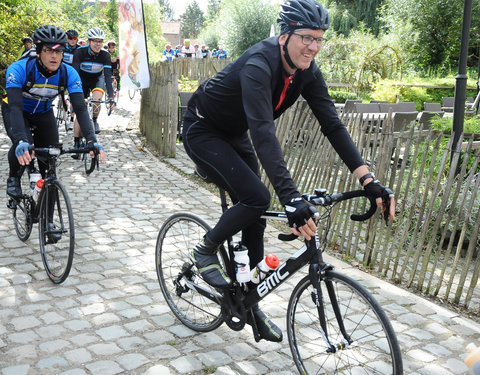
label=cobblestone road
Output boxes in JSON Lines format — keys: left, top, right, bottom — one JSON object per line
{"left": 1, "top": 92, "right": 479, "bottom": 374}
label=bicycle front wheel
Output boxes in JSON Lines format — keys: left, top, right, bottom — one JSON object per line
{"left": 287, "top": 271, "right": 403, "bottom": 374}
{"left": 156, "top": 213, "right": 225, "bottom": 332}
{"left": 38, "top": 179, "right": 75, "bottom": 284}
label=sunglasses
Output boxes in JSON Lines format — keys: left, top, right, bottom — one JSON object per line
{"left": 68, "top": 37, "right": 78, "bottom": 40}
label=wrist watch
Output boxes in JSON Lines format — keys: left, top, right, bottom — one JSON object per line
{"left": 359, "top": 172, "right": 375, "bottom": 185}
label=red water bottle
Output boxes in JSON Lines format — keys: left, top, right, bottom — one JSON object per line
{"left": 250, "top": 254, "right": 280, "bottom": 284}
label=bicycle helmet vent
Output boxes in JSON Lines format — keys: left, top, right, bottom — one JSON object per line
{"left": 277, "top": 0, "right": 330, "bottom": 34}
{"left": 87, "top": 27, "right": 105, "bottom": 40}
{"left": 33, "top": 25, "right": 67, "bottom": 51}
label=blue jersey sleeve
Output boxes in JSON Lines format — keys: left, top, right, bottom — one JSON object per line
{"left": 5, "top": 59, "right": 27, "bottom": 89}
{"left": 65, "top": 64, "right": 84, "bottom": 94}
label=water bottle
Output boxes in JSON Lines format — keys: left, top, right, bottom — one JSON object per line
{"left": 250, "top": 254, "right": 280, "bottom": 284}
{"left": 233, "top": 244, "right": 250, "bottom": 283}
{"left": 29, "top": 171, "right": 41, "bottom": 196}
{"left": 465, "top": 343, "right": 480, "bottom": 374}
{"left": 32, "top": 179, "right": 44, "bottom": 203}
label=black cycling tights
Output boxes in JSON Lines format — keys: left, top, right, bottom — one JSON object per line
{"left": 5, "top": 109, "right": 59, "bottom": 178}
{"left": 183, "top": 119, "right": 271, "bottom": 266}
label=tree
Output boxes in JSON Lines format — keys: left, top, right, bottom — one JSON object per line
{"left": 380, "top": 0, "right": 480, "bottom": 73}
{"left": 0, "top": 0, "right": 60, "bottom": 83}
{"left": 324, "top": 0, "right": 384, "bottom": 36}
{"left": 143, "top": 2, "right": 168, "bottom": 63}
{"left": 104, "top": 0, "right": 119, "bottom": 39}
{"left": 205, "top": 0, "right": 220, "bottom": 22}
{"left": 180, "top": 1, "right": 205, "bottom": 38}
{"left": 158, "top": 0, "right": 174, "bottom": 21}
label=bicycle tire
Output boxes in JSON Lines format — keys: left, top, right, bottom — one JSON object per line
{"left": 38, "top": 179, "right": 75, "bottom": 284}
{"left": 55, "top": 96, "right": 66, "bottom": 130}
{"left": 128, "top": 89, "right": 135, "bottom": 100}
{"left": 156, "top": 213, "right": 225, "bottom": 332}
{"left": 12, "top": 196, "right": 33, "bottom": 241}
{"left": 12, "top": 173, "right": 34, "bottom": 241}
{"left": 287, "top": 271, "right": 403, "bottom": 375}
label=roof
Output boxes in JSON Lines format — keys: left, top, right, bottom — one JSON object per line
{"left": 161, "top": 21, "right": 181, "bottom": 35}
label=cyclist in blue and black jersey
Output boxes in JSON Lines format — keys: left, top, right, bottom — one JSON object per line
{"left": 2, "top": 25, "right": 106, "bottom": 199}
{"left": 72, "top": 27, "right": 115, "bottom": 141}
{"left": 183, "top": 0, "right": 395, "bottom": 343}
{"left": 63, "top": 29, "right": 80, "bottom": 66}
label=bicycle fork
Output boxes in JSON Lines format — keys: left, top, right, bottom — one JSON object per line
{"left": 310, "top": 262, "right": 353, "bottom": 353}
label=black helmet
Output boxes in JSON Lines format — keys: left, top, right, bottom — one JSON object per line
{"left": 66, "top": 29, "right": 79, "bottom": 38}
{"left": 107, "top": 40, "right": 116, "bottom": 47}
{"left": 22, "top": 37, "right": 33, "bottom": 44}
{"left": 33, "top": 25, "right": 67, "bottom": 52}
{"left": 277, "top": 0, "right": 330, "bottom": 35}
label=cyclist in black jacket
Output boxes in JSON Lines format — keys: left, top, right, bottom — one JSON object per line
{"left": 183, "top": 0, "right": 395, "bottom": 343}
{"left": 72, "top": 27, "right": 114, "bottom": 142}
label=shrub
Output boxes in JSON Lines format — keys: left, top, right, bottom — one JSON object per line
{"left": 329, "top": 90, "right": 358, "bottom": 103}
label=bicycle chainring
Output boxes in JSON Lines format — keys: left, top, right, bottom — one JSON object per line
{"left": 221, "top": 287, "right": 247, "bottom": 331}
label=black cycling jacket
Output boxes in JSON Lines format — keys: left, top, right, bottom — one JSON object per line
{"left": 185, "top": 36, "right": 365, "bottom": 205}
{"left": 72, "top": 46, "right": 113, "bottom": 98}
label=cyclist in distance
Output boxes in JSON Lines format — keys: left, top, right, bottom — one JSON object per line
{"left": 18, "top": 37, "right": 36, "bottom": 60}
{"left": 106, "top": 41, "right": 121, "bottom": 91}
{"left": 72, "top": 27, "right": 115, "bottom": 141}
{"left": 63, "top": 29, "right": 80, "bottom": 66}
{"left": 182, "top": 0, "right": 395, "bottom": 343}
{"left": 2, "top": 25, "right": 106, "bottom": 199}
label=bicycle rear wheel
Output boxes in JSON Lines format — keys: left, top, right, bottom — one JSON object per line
{"left": 156, "top": 213, "right": 225, "bottom": 332}
{"left": 287, "top": 271, "right": 403, "bottom": 374}
{"left": 38, "top": 179, "right": 75, "bottom": 284}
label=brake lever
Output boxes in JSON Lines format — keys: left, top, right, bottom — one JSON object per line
{"left": 382, "top": 188, "right": 394, "bottom": 226}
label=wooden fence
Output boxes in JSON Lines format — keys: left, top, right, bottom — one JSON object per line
{"left": 273, "top": 101, "right": 480, "bottom": 311}
{"left": 139, "top": 60, "right": 480, "bottom": 312}
{"left": 139, "top": 59, "right": 230, "bottom": 156}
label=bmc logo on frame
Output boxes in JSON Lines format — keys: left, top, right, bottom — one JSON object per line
{"left": 257, "top": 263, "right": 289, "bottom": 298}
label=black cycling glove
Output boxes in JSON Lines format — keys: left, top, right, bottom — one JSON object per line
{"left": 284, "top": 197, "right": 318, "bottom": 228}
{"left": 363, "top": 180, "right": 394, "bottom": 224}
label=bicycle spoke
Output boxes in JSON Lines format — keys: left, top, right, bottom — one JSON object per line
{"left": 39, "top": 180, "right": 74, "bottom": 284}
{"left": 288, "top": 272, "right": 402, "bottom": 374}
{"left": 156, "top": 213, "right": 224, "bottom": 332}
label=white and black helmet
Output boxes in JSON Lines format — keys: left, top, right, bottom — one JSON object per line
{"left": 277, "top": 0, "right": 330, "bottom": 35}
{"left": 87, "top": 27, "right": 105, "bottom": 40}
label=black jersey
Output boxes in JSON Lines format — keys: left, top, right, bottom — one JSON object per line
{"left": 63, "top": 44, "right": 79, "bottom": 65}
{"left": 186, "top": 36, "right": 364, "bottom": 204}
{"left": 72, "top": 45, "right": 113, "bottom": 97}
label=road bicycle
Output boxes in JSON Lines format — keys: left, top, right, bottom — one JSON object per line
{"left": 87, "top": 97, "right": 115, "bottom": 118}
{"left": 110, "top": 75, "right": 120, "bottom": 107}
{"left": 156, "top": 187, "right": 403, "bottom": 374}
{"left": 70, "top": 96, "right": 112, "bottom": 174}
{"left": 55, "top": 95, "right": 73, "bottom": 133}
{"left": 7, "top": 144, "right": 99, "bottom": 284}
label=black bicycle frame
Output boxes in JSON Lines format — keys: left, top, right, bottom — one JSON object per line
{"left": 214, "top": 186, "right": 353, "bottom": 348}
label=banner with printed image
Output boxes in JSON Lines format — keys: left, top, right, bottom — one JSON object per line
{"left": 118, "top": 0, "right": 150, "bottom": 90}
